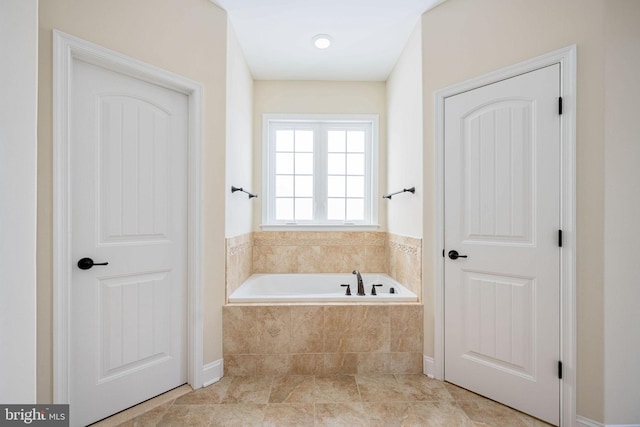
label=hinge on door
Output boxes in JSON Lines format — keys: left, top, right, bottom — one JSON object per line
{"left": 443, "top": 249, "right": 445, "bottom": 258}
{"left": 559, "top": 97, "right": 563, "bottom": 115}
{"left": 558, "top": 230, "right": 563, "bottom": 247}
{"left": 558, "top": 361, "right": 563, "bottom": 379}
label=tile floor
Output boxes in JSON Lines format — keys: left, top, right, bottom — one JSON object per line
{"left": 107, "top": 375, "right": 553, "bottom": 427}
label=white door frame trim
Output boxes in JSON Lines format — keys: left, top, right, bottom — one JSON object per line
{"left": 52, "top": 30, "right": 205, "bottom": 403}
{"left": 433, "top": 45, "right": 577, "bottom": 426}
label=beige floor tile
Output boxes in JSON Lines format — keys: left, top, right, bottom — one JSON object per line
{"left": 104, "top": 385, "right": 191, "bottom": 427}
{"left": 356, "top": 374, "right": 409, "bottom": 402}
{"left": 102, "top": 375, "right": 554, "bottom": 427}
{"left": 173, "top": 376, "right": 232, "bottom": 405}
{"left": 394, "top": 374, "right": 455, "bottom": 401}
{"left": 443, "top": 382, "right": 492, "bottom": 403}
{"left": 514, "top": 411, "right": 555, "bottom": 427}
{"left": 117, "top": 401, "right": 173, "bottom": 427}
{"left": 315, "top": 402, "right": 369, "bottom": 427}
{"left": 262, "top": 403, "right": 315, "bottom": 427}
{"left": 208, "top": 404, "right": 265, "bottom": 427}
{"left": 222, "top": 376, "right": 274, "bottom": 404}
{"left": 313, "top": 375, "right": 361, "bottom": 403}
{"left": 269, "top": 375, "right": 316, "bottom": 403}
{"left": 362, "top": 401, "right": 412, "bottom": 426}
{"left": 406, "top": 401, "right": 475, "bottom": 427}
{"left": 458, "top": 400, "right": 529, "bottom": 426}
{"left": 156, "top": 405, "right": 215, "bottom": 427}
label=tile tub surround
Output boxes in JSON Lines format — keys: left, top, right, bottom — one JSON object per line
{"left": 387, "top": 233, "right": 422, "bottom": 296}
{"left": 223, "top": 304, "right": 423, "bottom": 376}
{"left": 252, "top": 231, "right": 388, "bottom": 274}
{"left": 226, "top": 233, "right": 253, "bottom": 297}
{"left": 225, "top": 231, "right": 422, "bottom": 299}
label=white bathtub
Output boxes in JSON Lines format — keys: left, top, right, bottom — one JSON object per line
{"left": 228, "top": 273, "right": 418, "bottom": 303}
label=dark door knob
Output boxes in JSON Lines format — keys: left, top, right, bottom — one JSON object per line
{"left": 448, "top": 250, "right": 468, "bottom": 260}
{"left": 77, "top": 257, "right": 109, "bottom": 270}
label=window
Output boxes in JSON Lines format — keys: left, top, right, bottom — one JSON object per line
{"left": 263, "top": 114, "right": 378, "bottom": 227}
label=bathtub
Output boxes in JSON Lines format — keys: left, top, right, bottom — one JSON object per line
{"left": 228, "top": 273, "right": 418, "bottom": 303}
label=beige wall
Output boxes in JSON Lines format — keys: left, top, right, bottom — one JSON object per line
{"left": 0, "top": 0, "right": 38, "bottom": 403}
{"left": 37, "top": 0, "right": 227, "bottom": 402}
{"left": 421, "top": 0, "right": 606, "bottom": 421}
{"left": 226, "top": 26, "right": 254, "bottom": 239}
{"left": 386, "top": 22, "right": 423, "bottom": 238}
{"left": 252, "top": 80, "right": 388, "bottom": 230}
{"left": 603, "top": 1, "right": 640, "bottom": 424}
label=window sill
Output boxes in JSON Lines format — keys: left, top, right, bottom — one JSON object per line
{"left": 260, "top": 224, "right": 382, "bottom": 232}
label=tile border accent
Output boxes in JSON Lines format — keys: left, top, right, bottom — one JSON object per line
{"left": 387, "top": 234, "right": 421, "bottom": 256}
{"left": 253, "top": 231, "right": 387, "bottom": 247}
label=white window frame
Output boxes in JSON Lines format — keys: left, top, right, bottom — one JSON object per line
{"left": 262, "top": 114, "right": 379, "bottom": 230}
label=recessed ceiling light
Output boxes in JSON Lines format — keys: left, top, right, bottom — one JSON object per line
{"left": 312, "top": 34, "right": 332, "bottom": 49}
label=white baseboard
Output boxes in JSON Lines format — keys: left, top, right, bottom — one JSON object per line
{"left": 201, "top": 359, "right": 223, "bottom": 388}
{"left": 577, "top": 416, "right": 604, "bottom": 427}
{"left": 423, "top": 355, "right": 435, "bottom": 379}
{"left": 577, "top": 416, "right": 640, "bottom": 427}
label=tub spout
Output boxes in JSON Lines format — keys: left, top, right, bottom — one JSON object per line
{"left": 352, "top": 270, "right": 365, "bottom": 296}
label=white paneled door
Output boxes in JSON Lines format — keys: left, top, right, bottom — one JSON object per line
{"left": 70, "top": 59, "right": 188, "bottom": 426}
{"left": 444, "top": 65, "right": 561, "bottom": 425}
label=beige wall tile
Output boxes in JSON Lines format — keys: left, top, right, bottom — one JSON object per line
{"left": 255, "top": 354, "right": 291, "bottom": 376}
{"left": 290, "top": 306, "right": 324, "bottom": 353}
{"left": 223, "top": 304, "right": 423, "bottom": 376}
{"left": 388, "top": 352, "right": 423, "bottom": 374}
{"left": 291, "top": 353, "right": 325, "bottom": 375}
{"left": 224, "top": 354, "right": 257, "bottom": 377}
{"left": 323, "top": 306, "right": 390, "bottom": 353}
{"left": 357, "top": 353, "right": 390, "bottom": 374}
{"left": 225, "top": 231, "right": 422, "bottom": 302}
{"left": 225, "top": 234, "right": 253, "bottom": 298}
{"left": 222, "top": 306, "right": 257, "bottom": 355}
{"left": 249, "top": 231, "right": 388, "bottom": 275}
{"left": 323, "top": 353, "right": 358, "bottom": 375}
{"left": 364, "top": 245, "right": 388, "bottom": 273}
{"left": 390, "top": 305, "right": 424, "bottom": 352}
{"left": 387, "top": 233, "right": 422, "bottom": 297}
{"left": 256, "top": 306, "right": 291, "bottom": 354}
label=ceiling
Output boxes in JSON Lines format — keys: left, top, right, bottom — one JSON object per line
{"left": 211, "top": 0, "right": 446, "bottom": 81}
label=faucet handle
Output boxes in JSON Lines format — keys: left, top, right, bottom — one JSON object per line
{"left": 370, "top": 284, "right": 383, "bottom": 296}
{"left": 341, "top": 284, "right": 352, "bottom": 296}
